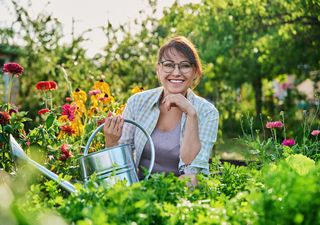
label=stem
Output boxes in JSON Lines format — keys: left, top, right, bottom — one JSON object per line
{"left": 281, "top": 112, "right": 286, "bottom": 139}
{"left": 49, "top": 91, "right": 53, "bottom": 109}
{"left": 7, "top": 75, "right": 14, "bottom": 111}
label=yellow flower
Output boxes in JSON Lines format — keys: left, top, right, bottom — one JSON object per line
{"left": 71, "top": 117, "right": 84, "bottom": 137}
{"left": 116, "top": 104, "right": 126, "bottom": 115}
{"left": 131, "top": 86, "right": 144, "bottom": 94}
{"left": 73, "top": 102, "right": 86, "bottom": 117}
{"left": 88, "top": 106, "right": 99, "bottom": 117}
{"left": 93, "top": 80, "right": 111, "bottom": 97}
{"left": 99, "top": 95, "right": 115, "bottom": 105}
{"left": 72, "top": 88, "right": 87, "bottom": 103}
{"left": 58, "top": 115, "right": 69, "bottom": 123}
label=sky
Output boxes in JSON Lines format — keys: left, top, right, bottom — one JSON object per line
{"left": 0, "top": 0, "right": 200, "bottom": 57}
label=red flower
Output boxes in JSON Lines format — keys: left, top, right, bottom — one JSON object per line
{"left": 266, "top": 121, "right": 284, "bottom": 129}
{"left": 0, "top": 111, "right": 10, "bottom": 125}
{"left": 59, "top": 144, "right": 73, "bottom": 161}
{"left": 61, "top": 104, "right": 75, "bottom": 121}
{"left": 35, "top": 81, "right": 58, "bottom": 91}
{"left": 38, "top": 108, "right": 50, "bottom": 115}
{"left": 97, "top": 118, "right": 106, "bottom": 126}
{"left": 9, "top": 108, "right": 18, "bottom": 115}
{"left": 282, "top": 138, "right": 296, "bottom": 147}
{"left": 65, "top": 97, "right": 72, "bottom": 102}
{"left": 59, "top": 125, "right": 75, "bottom": 135}
{"left": 2, "top": 62, "right": 24, "bottom": 76}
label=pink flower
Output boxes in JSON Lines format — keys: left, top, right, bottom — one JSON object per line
{"left": 2, "top": 62, "right": 24, "bottom": 76}
{"left": 311, "top": 130, "right": 320, "bottom": 136}
{"left": 61, "top": 104, "right": 75, "bottom": 121}
{"left": 266, "top": 121, "right": 284, "bottom": 129}
{"left": 282, "top": 138, "right": 296, "bottom": 147}
{"left": 89, "top": 89, "right": 101, "bottom": 96}
{"left": 38, "top": 108, "right": 50, "bottom": 115}
{"left": 65, "top": 97, "right": 72, "bottom": 102}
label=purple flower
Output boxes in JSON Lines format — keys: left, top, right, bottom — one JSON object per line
{"left": 282, "top": 138, "right": 296, "bottom": 147}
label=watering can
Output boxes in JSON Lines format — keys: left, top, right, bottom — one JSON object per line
{"left": 10, "top": 119, "right": 155, "bottom": 194}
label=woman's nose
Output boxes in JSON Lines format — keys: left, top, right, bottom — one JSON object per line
{"left": 172, "top": 65, "right": 182, "bottom": 75}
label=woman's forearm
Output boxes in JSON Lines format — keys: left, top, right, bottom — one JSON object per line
{"left": 180, "top": 109, "right": 201, "bottom": 164}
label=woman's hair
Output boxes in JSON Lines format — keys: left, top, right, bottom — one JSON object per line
{"left": 157, "top": 36, "right": 202, "bottom": 88}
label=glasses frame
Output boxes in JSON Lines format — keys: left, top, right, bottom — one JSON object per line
{"left": 158, "top": 60, "right": 194, "bottom": 74}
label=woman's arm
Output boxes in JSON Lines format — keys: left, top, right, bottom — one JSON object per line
{"left": 161, "top": 94, "right": 201, "bottom": 164}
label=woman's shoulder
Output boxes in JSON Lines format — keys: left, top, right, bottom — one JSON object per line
{"left": 191, "top": 92, "right": 219, "bottom": 116}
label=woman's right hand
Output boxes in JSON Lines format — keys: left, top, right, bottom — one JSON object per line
{"left": 103, "top": 113, "right": 124, "bottom": 147}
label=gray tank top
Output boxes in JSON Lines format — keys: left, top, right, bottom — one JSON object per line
{"left": 138, "top": 122, "right": 181, "bottom": 178}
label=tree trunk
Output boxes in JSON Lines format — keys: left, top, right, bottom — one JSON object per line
{"left": 252, "top": 77, "right": 262, "bottom": 116}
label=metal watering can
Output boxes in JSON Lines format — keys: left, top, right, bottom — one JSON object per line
{"left": 10, "top": 119, "right": 155, "bottom": 194}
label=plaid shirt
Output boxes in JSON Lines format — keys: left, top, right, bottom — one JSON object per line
{"left": 119, "top": 87, "right": 219, "bottom": 175}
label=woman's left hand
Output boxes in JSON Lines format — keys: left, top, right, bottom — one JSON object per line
{"left": 179, "top": 174, "right": 198, "bottom": 187}
{"left": 162, "top": 93, "right": 196, "bottom": 115}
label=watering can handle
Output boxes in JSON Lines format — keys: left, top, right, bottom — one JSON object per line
{"left": 83, "top": 119, "right": 155, "bottom": 180}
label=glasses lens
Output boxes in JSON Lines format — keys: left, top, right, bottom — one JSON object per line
{"left": 162, "top": 61, "right": 175, "bottom": 73}
{"left": 160, "top": 61, "right": 193, "bottom": 74}
{"left": 179, "top": 62, "right": 193, "bottom": 74}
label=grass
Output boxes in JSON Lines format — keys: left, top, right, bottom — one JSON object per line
{"left": 214, "top": 137, "right": 249, "bottom": 161}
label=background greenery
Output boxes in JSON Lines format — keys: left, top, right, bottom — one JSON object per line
{"left": 0, "top": 0, "right": 319, "bottom": 153}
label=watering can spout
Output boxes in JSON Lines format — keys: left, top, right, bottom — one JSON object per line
{"left": 10, "top": 135, "right": 77, "bottom": 194}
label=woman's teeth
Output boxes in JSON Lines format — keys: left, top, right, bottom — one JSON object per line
{"left": 169, "top": 80, "right": 183, "bottom": 83}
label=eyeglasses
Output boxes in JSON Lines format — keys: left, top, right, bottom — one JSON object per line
{"left": 159, "top": 60, "right": 194, "bottom": 74}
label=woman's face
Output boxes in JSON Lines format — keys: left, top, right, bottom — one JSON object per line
{"left": 157, "top": 48, "right": 196, "bottom": 97}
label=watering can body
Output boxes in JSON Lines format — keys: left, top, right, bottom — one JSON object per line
{"left": 10, "top": 119, "right": 155, "bottom": 193}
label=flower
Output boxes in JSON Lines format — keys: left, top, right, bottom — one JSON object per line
{"left": 58, "top": 125, "right": 75, "bottom": 139}
{"left": 35, "top": 81, "right": 58, "bottom": 91}
{"left": 0, "top": 111, "right": 10, "bottom": 125}
{"left": 131, "top": 86, "right": 144, "bottom": 94}
{"left": 9, "top": 108, "right": 18, "bottom": 115}
{"left": 89, "top": 89, "right": 102, "bottom": 96}
{"left": 266, "top": 121, "right": 284, "bottom": 129}
{"left": 59, "top": 144, "right": 73, "bottom": 161}
{"left": 38, "top": 108, "right": 50, "bottom": 115}
{"left": 311, "top": 130, "right": 320, "bottom": 136}
{"left": 72, "top": 88, "right": 87, "bottom": 103}
{"left": 116, "top": 104, "right": 126, "bottom": 115}
{"left": 93, "top": 80, "right": 111, "bottom": 96}
{"left": 97, "top": 118, "right": 106, "bottom": 126}
{"left": 282, "top": 138, "right": 296, "bottom": 147}
{"left": 61, "top": 104, "right": 75, "bottom": 121}
{"left": 2, "top": 62, "right": 24, "bottom": 76}
{"left": 65, "top": 97, "right": 72, "bottom": 102}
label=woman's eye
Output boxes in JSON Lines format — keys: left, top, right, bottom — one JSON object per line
{"left": 163, "top": 63, "right": 175, "bottom": 68}
{"left": 180, "top": 63, "right": 192, "bottom": 69}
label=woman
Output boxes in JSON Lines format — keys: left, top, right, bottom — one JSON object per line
{"left": 103, "top": 36, "right": 219, "bottom": 184}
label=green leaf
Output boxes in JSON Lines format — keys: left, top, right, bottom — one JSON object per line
{"left": 286, "top": 154, "right": 315, "bottom": 176}
{"left": 46, "top": 114, "right": 55, "bottom": 129}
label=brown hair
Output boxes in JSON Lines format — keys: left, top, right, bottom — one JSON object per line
{"left": 157, "top": 36, "right": 202, "bottom": 88}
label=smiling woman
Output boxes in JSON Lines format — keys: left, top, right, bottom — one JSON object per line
{"left": 103, "top": 36, "right": 219, "bottom": 185}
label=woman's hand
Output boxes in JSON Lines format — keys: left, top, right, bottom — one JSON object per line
{"left": 179, "top": 174, "right": 198, "bottom": 188}
{"left": 162, "top": 94, "right": 196, "bottom": 116}
{"left": 103, "top": 113, "right": 124, "bottom": 147}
